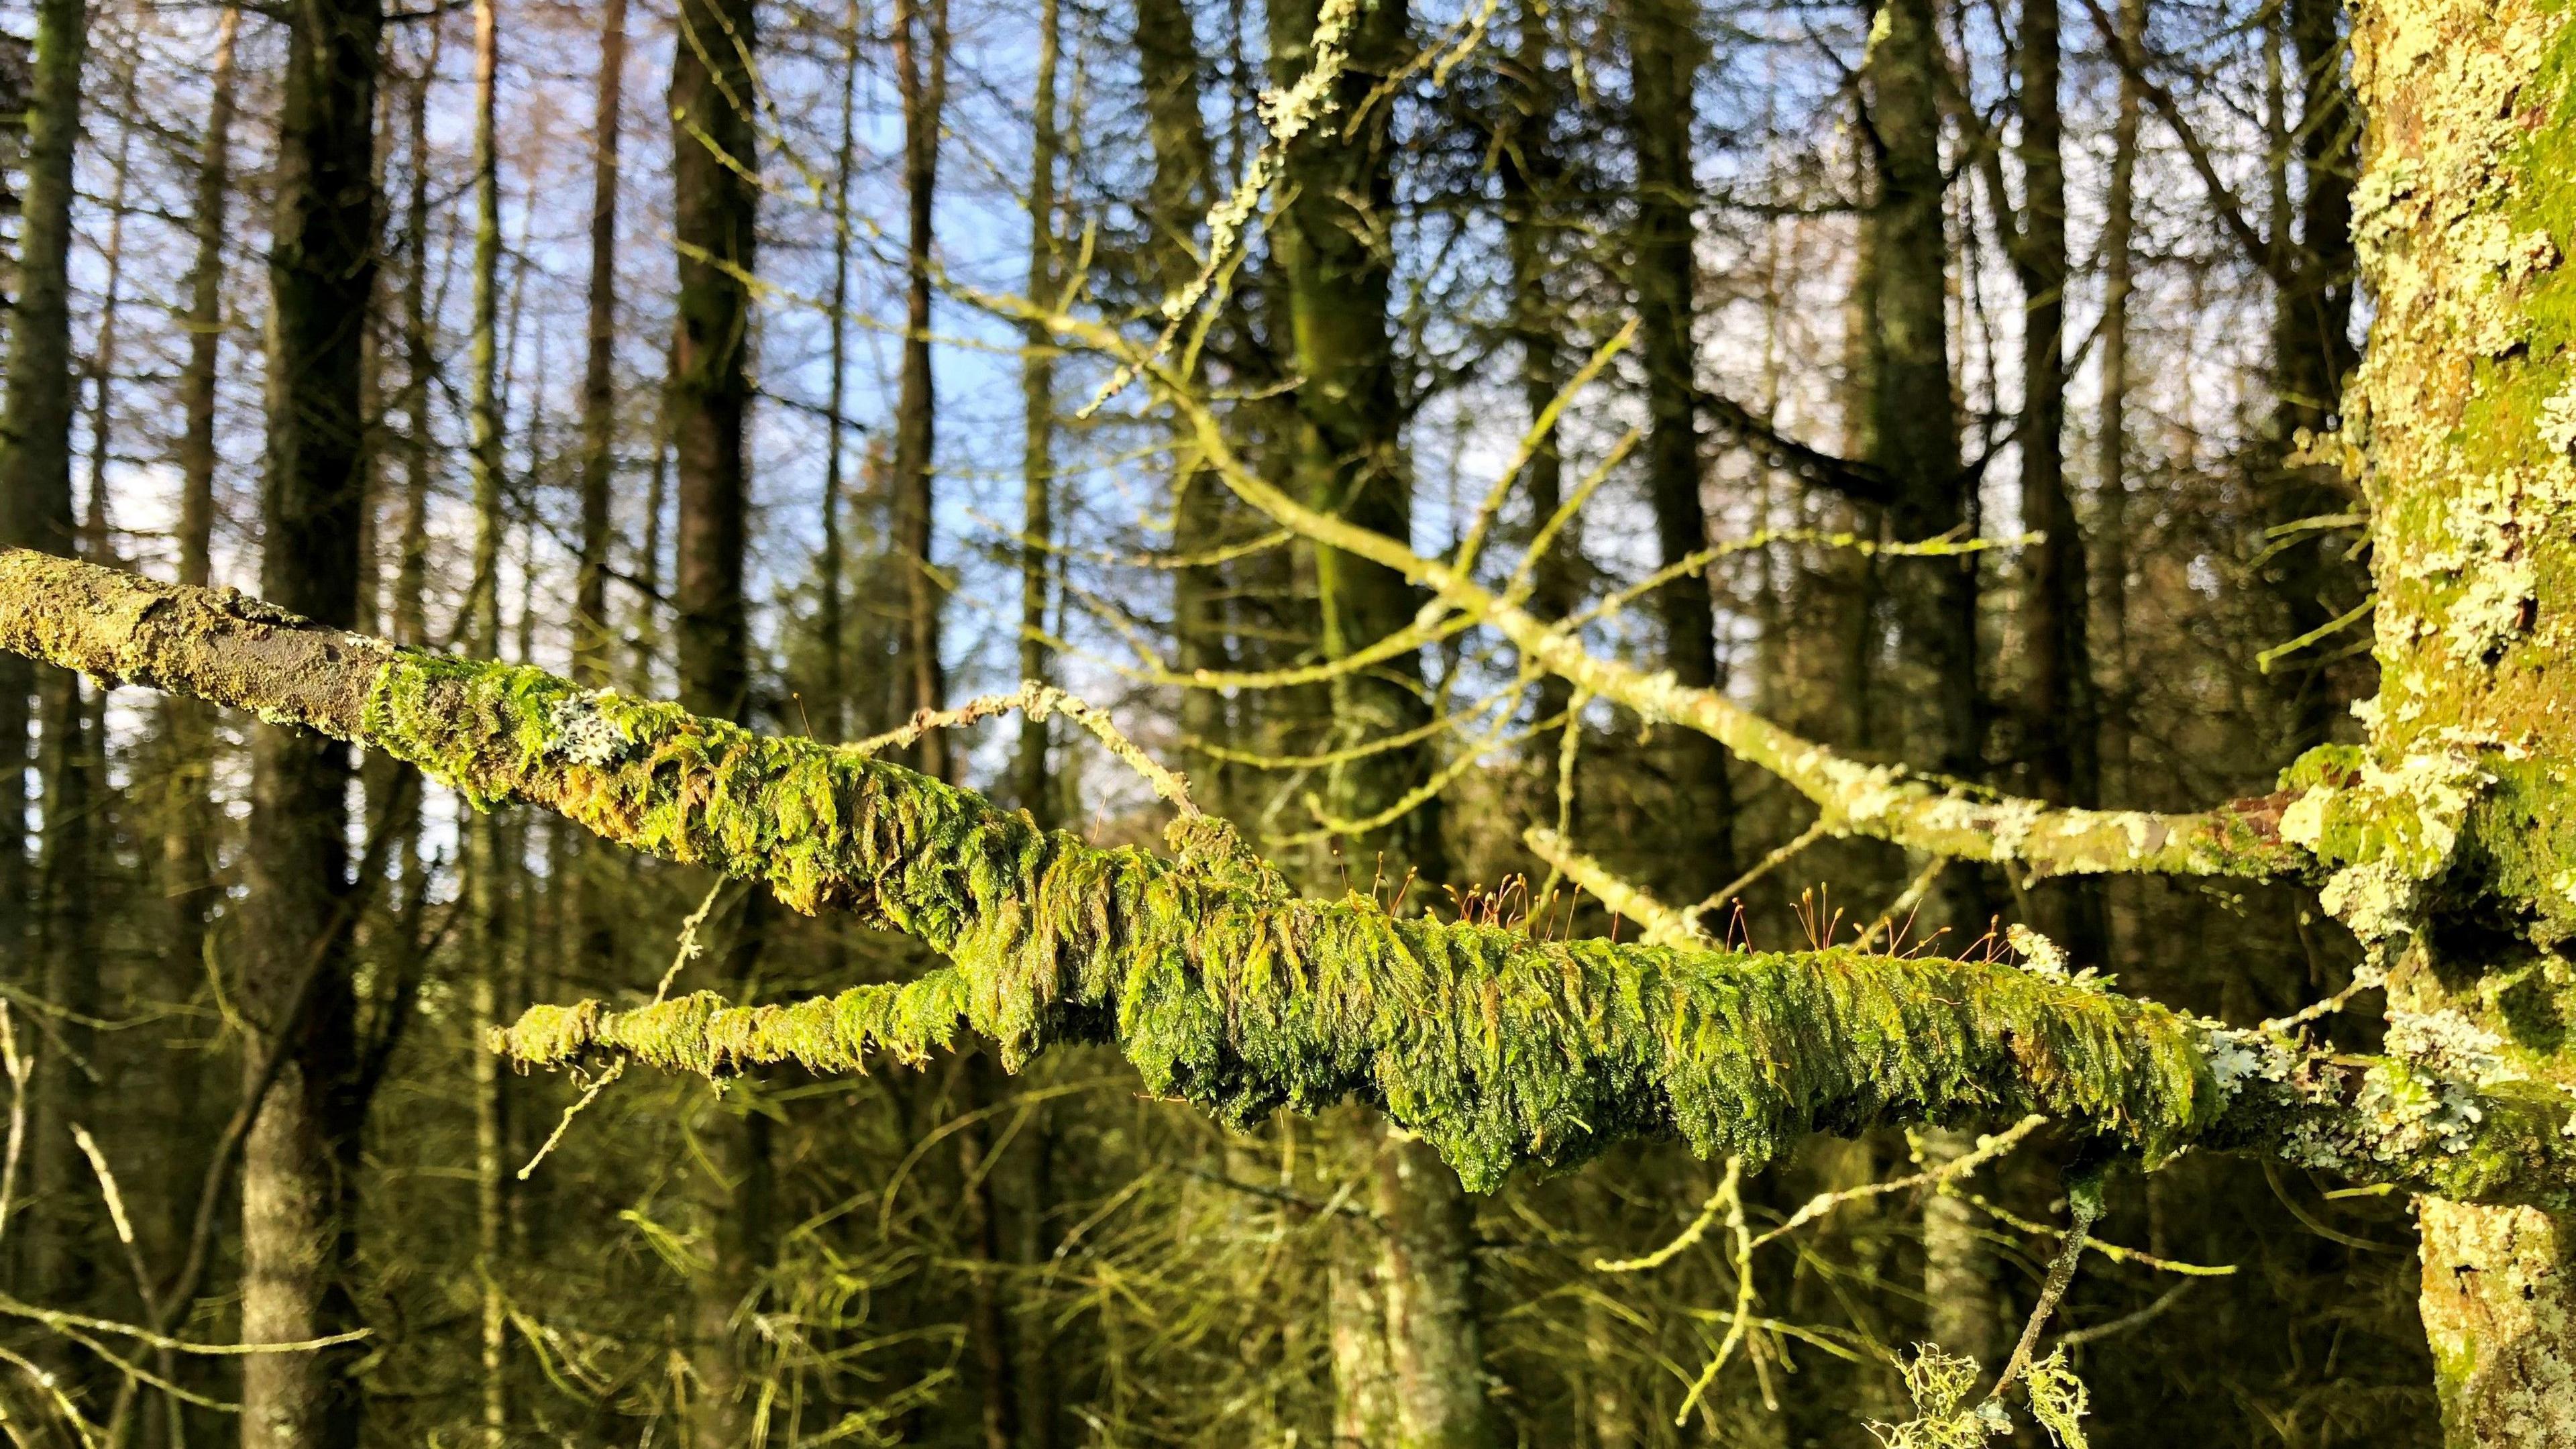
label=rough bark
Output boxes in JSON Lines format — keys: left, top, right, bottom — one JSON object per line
{"left": 1864, "top": 0, "right": 2002, "bottom": 1372}
{"left": 1269, "top": 0, "right": 1444, "bottom": 890}
{"left": 1865, "top": 0, "right": 1982, "bottom": 907}
{"left": 1266, "top": 0, "right": 1482, "bottom": 1440}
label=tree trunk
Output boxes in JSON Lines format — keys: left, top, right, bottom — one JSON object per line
{"left": 892, "top": 0, "right": 952, "bottom": 781}
{"left": 820, "top": 1, "right": 859, "bottom": 744}
{"left": 465, "top": 0, "right": 511, "bottom": 1434}
{"left": 2095, "top": 0, "right": 2141, "bottom": 808}
{"left": 242, "top": 0, "right": 384, "bottom": 1438}
{"left": 2345, "top": 0, "right": 2576, "bottom": 1438}
{"left": 1136, "top": 0, "right": 1233, "bottom": 817}
{"left": 1866, "top": 0, "right": 2002, "bottom": 1370}
{"left": 1018, "top": 0, "right": 1061, "bottom": 826}
{"left": 2259, "top": 0, "right": 2364, "bottom": 757}
{"left": 1625, "top": 0, "right": 1735, "bottom": 904}
{"left": 1501, "top": 0, "right": 1575, "bottom": 812}
{"left": 1268, "top": 0, "right": 1484, "bottom": 1442}
{"left": 2007, "top": 0, "right": 2107, "bottom": 965}
{"left": 162, "top": 3, "right": 239, "bottom": 998}
{"left": 567, "top": 0, "right": 629, "bottom": 1055}
{"left": 576, "top": 0, "right": 628, "bottom": 692}
{"left": 668, "top": 0, "right": 767, "bottom": 1430}
{"left": 0, "top": 0, "right": 83, "bottom": 1320}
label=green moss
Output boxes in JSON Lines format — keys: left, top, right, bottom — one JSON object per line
{"left": 345, "top": 645, "right": 2569, "bottom": 1203}
{"left": 369, "top": 656, "right": 2234, "bottom": 1192}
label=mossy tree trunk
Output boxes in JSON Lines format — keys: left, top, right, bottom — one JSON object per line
{"left": 2344, "top": 0, "right": 2576, "bottom": 1438}
{"left": 242, "top": 0, "right": 384, "bottom": 1436}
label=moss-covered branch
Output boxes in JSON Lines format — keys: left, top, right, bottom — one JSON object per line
{"left": 5, "top": 549, "right": 2568, "bottom": 1206}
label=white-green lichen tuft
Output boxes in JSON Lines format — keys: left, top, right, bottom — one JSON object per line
{"left": 2445, "top": 557, "right": 2537, "bottom": 662}
{"left": 545, "top": 692, "right": 633, "bottom": 767}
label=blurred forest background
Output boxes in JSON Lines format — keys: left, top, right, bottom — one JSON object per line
{"left": 0, "top": 0, "right": 2419, "bottom": 1440}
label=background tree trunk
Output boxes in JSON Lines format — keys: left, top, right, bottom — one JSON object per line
{"left": 667, "top": 0, "right": 767, "bottom": 1431}
{"left": 241, "top": 0, "right": 385, "bottom": 1438}
{"left": 0, "top": 0, "right": 90, "bottom": 1347}
{"left": 1866, "top": 0, "right": 2001, "bottom": 1371}
{"left": 1625, "top": 0, "right": 1736, "bottom": 906}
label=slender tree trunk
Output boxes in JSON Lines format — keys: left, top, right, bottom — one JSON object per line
{"left": 568, "top": 0, "right": 629, "bottom": 1032}
{"left": 820, "top": 1, "right": 859, "bottom": 744}
{"left": 1019, "top": 0, "right": 1061, "bottom": 826}
{"left": 2005, "top": 0, "right": 2106, "bottom": 965}
{"left": 168, "top": 4, "right": 236, "bottom": 604}
{"left": 1625, "top": 0, "right": 1735, "bottom": 903}
{"left": 25, "top": 25, "right": 118, "bottom": 1387}
{"left": 893, "top": 0, "right": 952, "bottom": 780}
{"left": 1866, "top": 0, "right": 2000, "bottom": 1371}
{"left": 1136, "top": 0, "right": 1232, "bottom": 816}
{"left": 0, "top": 0, "right": 84, "bottom": 1313}
{"left": 464, "top": 0, "right": 511, "bottom": 1437}
{"left": 241, "top": 0, "right": 384, "bottom": 1439}
{"left": 634, "top": 364, "right": 672, "bottom": 695}
{"left": 1502, "top": 0, "right": 1574, "bottom": 809}
{"left": 129, "top": 22, "right": 244, "bottom": 1442}
{"left": 668, "top": 0, "right": 767, "bottom": 1431}
{"left": 2095, "top": 0, "right": 2142, "bottom": 810}
{"left": 575, "top": 0, "right": 627, "bottom": 691}
{"left": 2259, "top": 0, "right": 2363, "bottom": 757}
{"left": 1868, "top": 0, "right": 1980, "bottom": 859}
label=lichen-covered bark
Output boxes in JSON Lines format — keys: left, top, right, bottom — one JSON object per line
{"left": 5, "top": 550, "right": 2571, "bottom": 1215}
{"left": 2344, "top": 0, "right": 2576, "bottom": 1436}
